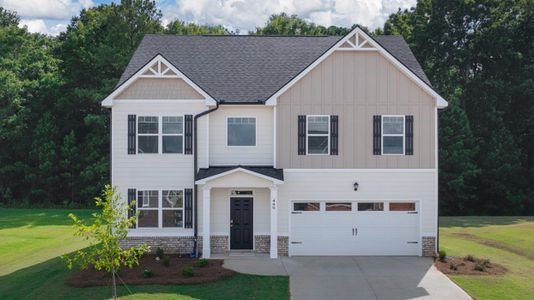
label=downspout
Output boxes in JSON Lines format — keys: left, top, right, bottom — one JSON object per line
{"left": 193, "top": 102, "right": 219, "bottom": 257}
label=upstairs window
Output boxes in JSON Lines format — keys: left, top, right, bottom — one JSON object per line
{"left": 382, "top": 116, "right": 404, "bottom": 155}
{"left": 307, "top": 115, "right": 330, "bottom": 154}
{"left": 138, "top": 116, "right": 159, "bottom": 154}
{"left": 227, "top": 117, "right": 256, "bottom": 146}
{"left": 162, "top": 116, "right": 184, "bottom": 153}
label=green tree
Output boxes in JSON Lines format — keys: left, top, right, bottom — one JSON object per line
{"left": 253, "top": 13, "right": 355, "bottom": 35}
{"left": 165, "top": 20, "right": 230, "bottom": 35}
{"left": 0, "top": 7, "right": 19, "bottom": 27}
{"left": 64, "top": 185, "right": 149, "bottom": 299}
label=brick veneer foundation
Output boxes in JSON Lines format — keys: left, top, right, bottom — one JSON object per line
{"left": 254, "top": 235, "right": 289, "bottom": 256}
{"left": 422, "top": 236, "right": 437, "bottom": 257}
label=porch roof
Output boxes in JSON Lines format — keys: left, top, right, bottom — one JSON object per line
{"left": 195, "top": 166, "right": 284, "bottom": 184}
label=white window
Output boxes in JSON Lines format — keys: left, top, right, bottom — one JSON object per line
{"left": 138, "top": 116, "right": 159, "bottom": 154}
{"left": 382, "top": 116, "right": 405, "bottom": 155}
{"left": 137, "top": 190, "right": 184, "bottom": 228}
{"left": 307, "top": 115, "right": 329, "bottom": 154}
{"left": 227, "top": 117, "right": 256, "bottom": 146}
{"left": 138, "top": 116, "right": 184, "bottom": 154}
{"left": 162, "top": 116, "right": 184, "bottom": 153}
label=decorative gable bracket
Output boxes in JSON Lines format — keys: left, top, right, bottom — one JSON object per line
{"left": 338, "top": 31, "right": 376, "bottom": 51}
{"left": 101, "top": 54, "right": 216, "bottom": 107}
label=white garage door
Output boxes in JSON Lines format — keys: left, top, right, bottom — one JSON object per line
{"left": 290, "top": 201, "right": 420, "bottom": 256}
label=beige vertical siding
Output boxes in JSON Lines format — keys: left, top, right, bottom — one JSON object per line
{"left": 277, "top": 51, "right": 436, "bottom": 169}
{"left": 115, "top": 78, "right": 204, "bottom": 99}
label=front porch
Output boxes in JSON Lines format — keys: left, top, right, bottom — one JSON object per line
{"left": 196, "top": 166, "right": 284, "bottom": 259}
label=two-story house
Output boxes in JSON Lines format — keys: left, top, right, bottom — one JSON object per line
{"left": 101, "top": 27, "right": 448, "bottom": 259}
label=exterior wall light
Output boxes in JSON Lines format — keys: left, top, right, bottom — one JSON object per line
{"left": 353, "top": 182, "right": 359, "bottom": 191}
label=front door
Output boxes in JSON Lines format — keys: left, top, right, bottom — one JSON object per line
{"left": 230, "top": 197, "right": 253, "bottom": 249}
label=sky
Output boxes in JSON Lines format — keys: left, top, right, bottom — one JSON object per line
{"left": 0, "top": 0, "right": 416, "bottom": 36}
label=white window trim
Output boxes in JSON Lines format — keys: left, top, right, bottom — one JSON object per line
{"left": 381, "top": 115, "right": 405, "bottom": 156}
{"left": 225, "top": 116, "right": 257, "bottom": 147}
{"left": 136, "top": 189, "right": 185, "bottom": 229}
{"left": 306, "top": 115, "right": 330, "bottom": 155}
{"left": 137, "top": 115, "right": 185, "bottom": 155}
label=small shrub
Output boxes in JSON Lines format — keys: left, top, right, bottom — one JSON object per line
{"left": 142, "top": 268, "right": 154, "bottom": 278}
{"left": 163, "top": 255, "right": 170, "bottom": 267}
{"left": 481, "top": 258, "right": 491, "bottom": 267}
{"left": 449, "top": 263, "right": 458, "bottom": 271}
{"left": 182, "top": 266, "right": 194, "bottom": 277}
{"left": 464, "top": 254, "right": 475, "bottom": 262}
{"left": 474, "top": 263, "right": 486, "bottom": 272}
{"left": 196, "top": 258, "right": 209, "bottom": 268}
{"left": 438, "top": 250, "right": 447, "bottom": 262}
{"left": 156, "top": 247, "right": 165, "bottom": 259}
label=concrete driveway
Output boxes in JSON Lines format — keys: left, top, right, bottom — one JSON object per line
{"left": 222, "top": 255, "right": 472, "bottom": 300}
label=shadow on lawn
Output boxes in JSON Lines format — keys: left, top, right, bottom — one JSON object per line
{"left": 0, "top": 209, "right": 95, "bottom": 229}
{"left": 0, "top": 253, "right": 288, "bottom": 300}
{"left": 439, "top": 216, "right": 534, "bottom": 228}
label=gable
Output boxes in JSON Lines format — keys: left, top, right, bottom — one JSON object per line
{"left": 114, "top": 78, "right": 204, "bottom": 100}
{"left": 278, "top": 50, "right": 434, "bottom": 106}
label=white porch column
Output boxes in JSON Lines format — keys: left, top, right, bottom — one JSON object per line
{"left": 269, "top": 185, "right": 278, "bottom": 259}
{"left": 202, "top": 185, "right": 211, "bottom": 258}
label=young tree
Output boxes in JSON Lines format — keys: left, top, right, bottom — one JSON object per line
{"left": 64, "top": 185, "right": 149, "bottom": 299}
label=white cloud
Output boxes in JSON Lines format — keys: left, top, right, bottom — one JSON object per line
{"left": 0, "top": 0, "right": 93, "bottom": 20}
{"left": 162, "top": 0, "right": 416, "bottom": 33}
{"left": 19, "top": 19, "right": 68, "bottom": 36}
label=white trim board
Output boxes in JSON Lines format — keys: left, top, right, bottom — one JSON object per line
{"left": 265, "top": 27, "right": 448, "bottom": 109}
{"left": 195, "top": 167, "right": 284, "bottom": 185}
{"left": 101, "top": 54, "right": 216, "bottom": 107}
{"left": 283, "top": 168, "right": 437, "bottom": 173}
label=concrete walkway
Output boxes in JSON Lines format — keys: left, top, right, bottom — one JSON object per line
{"left": 222, "top": 255, "right": 472, "bottom": 300}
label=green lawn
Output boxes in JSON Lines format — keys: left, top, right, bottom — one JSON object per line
{"left": 0, "top": 209, "right": 289, "bottom": 300}
{"left": 440, "top": 216, "right": 534, "bottom": 300}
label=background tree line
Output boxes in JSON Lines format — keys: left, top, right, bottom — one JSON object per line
{"left": 0, "top": 0, "right": 532, "bottom": 215}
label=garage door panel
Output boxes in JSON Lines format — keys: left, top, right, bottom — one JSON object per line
{"left": 290, "top": 208, "right": 420, "bottom": 256}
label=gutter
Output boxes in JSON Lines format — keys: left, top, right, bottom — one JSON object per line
{"left": 193, "top": 102, "right": 219, "bottom": 257}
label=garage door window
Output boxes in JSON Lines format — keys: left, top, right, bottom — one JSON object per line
{"left": 389, "top": 202, "right": 416, "bottom": 211}
{"left": 325, "top": 202, "right": 352, "bottom": 211}
{"left": 293, "top": 202, "right": 320, "bottom": 211}
{"left": 358, "top": 202, "right": 384, "bottom": 211}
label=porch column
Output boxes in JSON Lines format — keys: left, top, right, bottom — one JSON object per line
{"left": 269, "top": 185, "right": 278, "bottom": 259}
{"left": 202, "top": 185, "right": 211, "bottom": 258}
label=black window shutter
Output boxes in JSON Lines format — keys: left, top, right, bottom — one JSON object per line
{"left": 184, "top": 188, "right": 193, "bottom": 228}
{"left": 373, "top": 115, "right": 382, "bottom": 155}
{"left": 330, "top": 115, "right": 339, "bottom": 155}
{"left": 127, "top": 188, "right": 136, "bottom": 228}
{"left": 298, "top": 115, "right": 306, "bottom": 155}
{"left": 184, "top": 115, "right": 193, "bottom": 154}
{"left": 405, "top": 115, "right": 414, "bottom": 155}
{"left": 128, "top": 115, "right": 136, "bottom": 154}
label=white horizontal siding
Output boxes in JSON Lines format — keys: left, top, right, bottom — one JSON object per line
{"left": 278, "top": 169, "right": 437, "bottom": 236}
{"left": 209, "top": 106, "right": 274, "bottom": 166}
{"left": 112, "top": 101, "right": 208, "bottom": 207}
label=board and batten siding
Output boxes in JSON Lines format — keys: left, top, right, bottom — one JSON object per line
{"left": 209, "top": 106, "right": 274, "bottom": 166}
{"left": 111, "top": 101, "right": 208, "bottom": 212}
{"left": 115, "top": 78, "right": 204, "bottom": 100}
{"left": 276, "top": 51, "right": 436, "bottom": 169}
{"left": 278, "top": 169, "right": 437, "bottom": 236}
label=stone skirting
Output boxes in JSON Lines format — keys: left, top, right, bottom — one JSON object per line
{"left": 254, "top": 235, "right": 289, "bottom": 256}
{"left": 198, "top": 235, "right": 229, "bottom": 254}
{"left": 422, "top": 236, "right": 437, "bottom": 257}
{"left": 119, "top": 236, "right": 195, "bottom": 254}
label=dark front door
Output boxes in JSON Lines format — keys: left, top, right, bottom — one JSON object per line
{"left": 230, "top": 197, "right": 253, "bottom": 249}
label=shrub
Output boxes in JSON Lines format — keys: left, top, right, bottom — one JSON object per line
{"left": 438, "top": 250, "right": 447, "bottom": 262}
{"left": 163, "top": 255, "right": 170, "bottom": 267}
{"left": 474, "top": 263, "right": 486, "bottom": 272}
{"left": 182, "top": 266, "right": 194, "bottom": 277}
{"left": 142, "top": 268, "right": 154, "bottom": 278}
{"left": 449, "top": 263, "right": 458, "bottom": 271}
{"left": 156, "top": 247, "right": 165, "bottom": 259}
{"left": 464, "top": 254, "right": 475, "bottom": 262}
{"left": 481, "top": 258, "right": 491, "bottom": 267}
{"left": 196, "top": 258, "right": 209, "bottom": 268}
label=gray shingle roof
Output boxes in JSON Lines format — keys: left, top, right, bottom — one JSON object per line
{"left": 196, "top": 166, "right": 284, "bottom": 181}
{"left": 117, "top": 34, "right": 431, "bottom": 103}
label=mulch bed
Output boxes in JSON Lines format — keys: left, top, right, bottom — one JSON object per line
{"left": 435, "top": 256, "right": 507, "bottom": 275}
{"left": 67, "top": 255, "right": 235, "bottom": 287}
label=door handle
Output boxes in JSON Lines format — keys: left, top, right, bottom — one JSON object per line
{"left": 354, "top": 228, "right": 358, "bottom": 236}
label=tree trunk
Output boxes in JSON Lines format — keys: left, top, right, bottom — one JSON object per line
{"left": 112, "top": 267, "right": 117, "bottom": 300}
